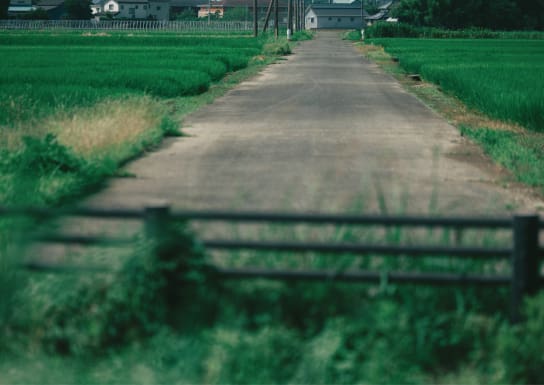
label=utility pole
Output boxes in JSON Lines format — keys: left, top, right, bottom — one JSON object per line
{"left": 300, "top": 0, "right": 305, "bottom": 30}
{"left": 274, "top": 0, "right": 278, "bottom": 39}
{"left": 360, "top": 0, "right": 365, "bottom": 40}
{"left": 253, "top": 0, "right": 258, "bottom": 36}
{"left": 287, "top": 0, "right": 292, "bottom": 39}
{"left": 262, "top": 0, "right": 273, "bottom": 33}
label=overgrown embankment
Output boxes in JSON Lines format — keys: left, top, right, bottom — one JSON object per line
{"left": 0, "top": 32, "right": 273, "bottom": 206}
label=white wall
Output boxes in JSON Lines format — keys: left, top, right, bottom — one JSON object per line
{"left": 305, "top": 9, "right": 317, "bottom": 29}
{"left": 103, "top": 0, "right": 120, "bottom": 13}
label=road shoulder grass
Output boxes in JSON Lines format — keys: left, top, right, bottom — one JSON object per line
{"left": 355, "top": 42, "right": 544, "bottom": 204}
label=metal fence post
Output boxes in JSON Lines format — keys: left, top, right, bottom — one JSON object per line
{"left": 145, "top": 203, "right": 171, "bottom": 245}
{"left": 510, "top": 215, "right": 540, "bottom": 323}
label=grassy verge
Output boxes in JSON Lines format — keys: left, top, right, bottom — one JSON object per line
{"left": 0, "top": 150, "right": 530, "bottom": 384}
{"left": 0, "top": 32, "right": 281, "bottom": 207}
{"left": 1, "top": 214, "right": 542, "bottom": 384}
{"left": 353, "top": 41, "right": 544, "bottom": 198}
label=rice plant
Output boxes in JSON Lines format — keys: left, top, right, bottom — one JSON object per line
{"left": 371, "top": 38, "right": 544, "bottom": 132}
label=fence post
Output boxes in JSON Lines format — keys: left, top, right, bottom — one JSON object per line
{"left": 510, "top": 214, "right": 540, "bottom": 323}
{"left": 144, "top": 203, "right": 171, "bottom": 243}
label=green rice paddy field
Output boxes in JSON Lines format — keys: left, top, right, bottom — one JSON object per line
{"left": 0, "top": 33, "right": 264, "bottom": 126}
{"left": 370, "top": 38, "right": 544, "bottom": 133}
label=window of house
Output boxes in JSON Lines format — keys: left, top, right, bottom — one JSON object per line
{"left": 121, "top": 5, "right": 124, "bottom": 9}
{"left": 108, "top": 4, "right": 114, "bottom": 10}
{"left": 337, "top": 18, "right": 341, "bottom": 22}
{"left": 310, "top": 17, "right": 314, "bottom": 23}
{"left": 135, "top": 5, "right": 138, "bottom": 9}
{"left": 350, "top": 17, "right": 354, "bottom": 21}
{"left": 328, "top": 17, "right": 332, "bottom": 21}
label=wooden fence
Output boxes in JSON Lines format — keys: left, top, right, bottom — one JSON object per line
{"left": 1, "top": 205, "right": 542, "bottom": 323}
{"left": 0, "top": 19, "right": 254, "bottom": 32}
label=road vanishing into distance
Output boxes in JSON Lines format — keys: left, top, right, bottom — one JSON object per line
{"left": 85, "top": 31, "right": 542, "bottom": 216}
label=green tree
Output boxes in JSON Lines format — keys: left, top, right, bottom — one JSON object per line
{"left": 22, "top": 8, "right": 50, "bottom": 19}
{"left": 175, "top": 8, "right": 198, "bottom": 20}
{"left": 0, "top": 0, "right": 9, "bottom": 19}
{"left": 392, "top": 0, "right": 525, "bottom": 29}
{"left": 516, "top": 0, "right": 544, "bottom": 29}
{"left": 222, "top": 6, "right": 249, "bottom": 21}
{"left": 64, "top": 0, "right": 92, "bottom": 19}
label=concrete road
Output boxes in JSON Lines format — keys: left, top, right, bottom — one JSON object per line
{"left": 84, "top": 31, "right": 542, "bottom": 215}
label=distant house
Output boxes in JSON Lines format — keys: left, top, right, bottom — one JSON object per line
{"left": 92, "top": 0, "right": 171, "bottom": 19}
{"left": 305, "top": 2, "right": 365, "bottom": 29}
{"left": 8, "top": 0, "right": 66, "bottom": 18}
{"left": 197, "top": 0, "right": 224, "bottom": 18}
{"left": 117, "top": 0, "right": 149, "bottom": 18}
{"left": 305, "top": 0, "right": 393, "bottom": 29}
{"left": 8, "top": 0, "right": 36, "bottom": 16}
{"left": 149, "top": 0, "right": 170, "bottom": 19}
{"left": 172, "top": 0, "right": 286, "bottom": 21}
{"left": 170, "top": 0, "right": 201, "bottom": 17}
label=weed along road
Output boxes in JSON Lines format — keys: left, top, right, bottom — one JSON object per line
{"left": 85, "top": 31, "right": 542, "bottom": 215}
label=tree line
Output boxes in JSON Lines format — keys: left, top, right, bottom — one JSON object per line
{"left": 391, "top": 0, "right": 544, "bottom": 30}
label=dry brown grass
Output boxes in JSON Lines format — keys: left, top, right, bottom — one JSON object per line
{"left": 47, "top": 96, "right": 164, "bottom": 159}
{"left": 0, "top": 96, "right": 164, "bottom": 161}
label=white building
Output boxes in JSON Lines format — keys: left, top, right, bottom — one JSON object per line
{"left": 92, "top": 0, "right": 170, "bottom": 19}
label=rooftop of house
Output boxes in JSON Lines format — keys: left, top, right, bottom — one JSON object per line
{"left": 35, "top": 0, "right": 65, "bottom": 6}
{"left": 172, "top": 0, "right": 284, "bottom": 8}
{"left": 8, "top": 5, "right": 36, "bottom": 11}
{"left": 170, "top": 0, "right": 203, "bottom": 7}
{"left": 308, "top": 1, "right": 362, "bottom": 10}
{"left": 116, "top": 0, "right": 151, "bottom": 4}
{"left": 306, "top": 1, "right": 392, "bottom": 18}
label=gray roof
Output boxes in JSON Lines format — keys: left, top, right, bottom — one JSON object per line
{"left": 309, "top": 2, "right": 361, "bottom": 9}
{"left": 171, "top": 0, "right": 202, "bottom": 7}
{"left": 117, "top": 0, "right": 149, "bottom": 3}
{"left": 309, "top": 8, "right": 363, "bottom": 17}
{"left": 35, "top": 0, "right": 64, "bottom": 6}
{"left": 307, "top": 1, "right": 392, "bottom": 19}
{"left": 307, "top": 3, "right": 378, "bottom": 18}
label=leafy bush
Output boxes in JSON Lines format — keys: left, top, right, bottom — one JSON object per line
{"left": 10, "top": 134, "right": 86, "bottom": 175}
{"left": 291, "top": 30, "right": 314, "bottom": 41}
{"left": 343, "top": 29, "right": 362, "bottom": 41}
{"left": 493, "top": 293, "right": 544, "bottom": 384}
{"left": 366, "top": 22, "right": 421, "bottom": 38}
{"left": 39, "top": 223, "right": 216, "bottom": 355}
{"left": 365, "top": 22, "right": 544, "bottom": 39}
{"left": 263, "top": 41, "right": 291, "bottom": 56}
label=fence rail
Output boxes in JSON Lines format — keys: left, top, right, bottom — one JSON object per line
{"left": 1, "top": 204, "right": 542, "bottom": 322}
{"left": 0, "top": 19, "right": 254, "bottom": 32}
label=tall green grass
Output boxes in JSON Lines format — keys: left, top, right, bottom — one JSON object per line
{"left": 3, "top": 215, "right": 540, "bottom": 384}
{"left": 364, "top": 22, "right": 544, "bottom": 39}
{"left": 0, "top": 33, "right": 265, "bottom": 127}
{"left": 370, "top": 38, "right": 544, "bottom": 132}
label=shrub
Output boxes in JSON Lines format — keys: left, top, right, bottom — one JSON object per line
{"left": 493, "top": 293, "right": 544, "bottom": 384}
{"left": 263, "top": 41, "right": 291, "bottom": 56}
{"left": 10, "top": 134, "right": 86, "bottom": 175}
{"left": 291, "top": 30, "right": 314, "bottom": 41}
{"left": 39, "top": 223, "right": 216, "bottom": 355}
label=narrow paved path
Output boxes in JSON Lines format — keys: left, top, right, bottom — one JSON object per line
{"left": 85, "top": 31, "right": 542, "bottom": 215}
